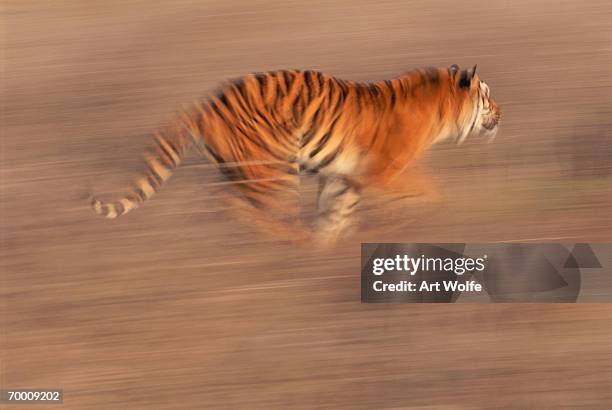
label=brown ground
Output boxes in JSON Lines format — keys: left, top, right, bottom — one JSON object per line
{"left": 2, "top": 1, "right": 612, "bottom": 409}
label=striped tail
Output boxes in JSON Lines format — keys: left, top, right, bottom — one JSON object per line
{"left": 91, "top": 130, "right": 193, "bottom": 219}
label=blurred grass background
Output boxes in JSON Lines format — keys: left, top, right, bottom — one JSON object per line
{"left": 2, "top": 1, "right": 612, "bottom": 408}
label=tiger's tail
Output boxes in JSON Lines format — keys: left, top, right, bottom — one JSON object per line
{"left": 90, "top": 122, "right": 196, "bottom": 219}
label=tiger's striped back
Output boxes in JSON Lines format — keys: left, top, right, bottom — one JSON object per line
{"left": 91, "top": 66, "right": 500, "bottom": 243}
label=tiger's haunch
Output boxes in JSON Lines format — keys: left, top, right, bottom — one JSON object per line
{"left": 90, "top": 65, "right": 500, "bottom": 244}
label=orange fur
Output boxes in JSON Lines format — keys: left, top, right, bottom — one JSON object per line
{"left": 90, "top": 65, "right": 500, "bottom": 243}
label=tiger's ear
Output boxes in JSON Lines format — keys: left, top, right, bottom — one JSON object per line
{"left": 459, "top": 64, "right": 478, "bottom": 89}
{"left": 469, "top": 64, "right": 478, "bottom": 79}
{"left": 449, "top": 64, "right": 460, "bottom": 80}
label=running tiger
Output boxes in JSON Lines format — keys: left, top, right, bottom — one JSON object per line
{"left": 91, "top": 64, "right": 500, "bottom": 243}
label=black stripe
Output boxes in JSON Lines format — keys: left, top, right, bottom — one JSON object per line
{"left": 355, "top": 86, "right": 365, "bottom": 111}
{"left": 287, "top": 165, "right": 298, "bottom": 175}
{"left": 250, "top": 104, "right": 275, "bottom": 130}
{"left": 292, "top": 97, "right": 303, "bottom": 123}
{"left": 217, "top": 91, "right": 230, "bottom": 109}
{"left": 308, "top": 116, "right": 340, "bottom": 158}
{"left": 300, "top": 128, "right": 317, "bottom": 148}
{"left": 135, "top": 188, "right": 147, "bottom": 201}
{"left": 313, "top": 71, "right": 323, "bottom": 90}
{"left": 310, "top": 143, "right": 343, "bottom": 172}
{"left": 234, "top": 123, "right": 286, "bottom": 161}
{"left": 216, "top": 91, "right": 241, "bottom": 123}
{"left": 324, "top": 83, "right": 344, "bottom": 114}
{"left": 230, "top": 86, "right": 253, "bottom": 121}
{"left": 346, "top": 198, "right": 360, "bottom": 210}
{"left": 204, "top": 144, "right": 225, "bottom": 164}
{"left": 282, "top": 71, "right": 292, "bottom": 91}
{"left": 331, "top": 184, "right": 350, "bottom": 198}
{"left": 218, "top": 163, "right": 248, "bottom": 185}
{"left": 269, "top": 72, "right": 279, "bottom": 104}
{"left": 209, "top": 100, "right": 231, "bottom": 127}
{"left": 147, "top": 160, "right": 166, "bottom": 184}
{"left": 255, "top": 73, "right": 267, "bottom": 89}
{"left": 305, "top": 71, "right": 316, "bottom": 101}
{"left": 243, "top": 194, "right": 266, "bottom": 209}
{"left": 115, "top": 201, "right": 126, "bottom": 216}
{"left": 234, "top": 78, "right": 247, "bottom": 96}
{"left": 385, "top": 80, "right": 396, "bottom": 108}
{"left": 156, "top": 138, "right": 178, "bottom": 167}
{"left": 425, "top": 67, "right": 440, "bottom": 85}
{"left": 338, "top": 80, "right": 349, "bottom": 98}
{"left": 147, "top": 172, "right": 162, "bottom": 189}
{"left": 309, "top": 130, "right": 333, "bottom": 159}
{"left": 161, "top": 132, "right": 181, "bottom": 156}
{"left": 398, "top": 80, "right": 407, "bottom": 97}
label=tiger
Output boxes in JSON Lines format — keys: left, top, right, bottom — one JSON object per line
{"left": 90, "top": 64, "right": 500, "bottom": 244}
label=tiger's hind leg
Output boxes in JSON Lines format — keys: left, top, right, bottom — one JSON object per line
{"left": 314, "top": 175, "right": 361, "bottom": 246}
{"left": 222, "top": 162, "right": 312, "bottom": 243}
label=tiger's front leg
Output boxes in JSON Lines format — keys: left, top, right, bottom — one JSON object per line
{"left": 368, "top": 165, "right": 446, "bottom": 228}
{"left": 314, "top": 175, "right": 362, "bottom": 245}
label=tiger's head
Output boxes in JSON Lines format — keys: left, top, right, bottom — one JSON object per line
{"left": 449, "top": 64, "right": 501, "bottom": 145}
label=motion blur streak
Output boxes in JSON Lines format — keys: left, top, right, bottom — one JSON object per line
{"left": 2, "top": 1, "right": 612, "bottom": 409}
